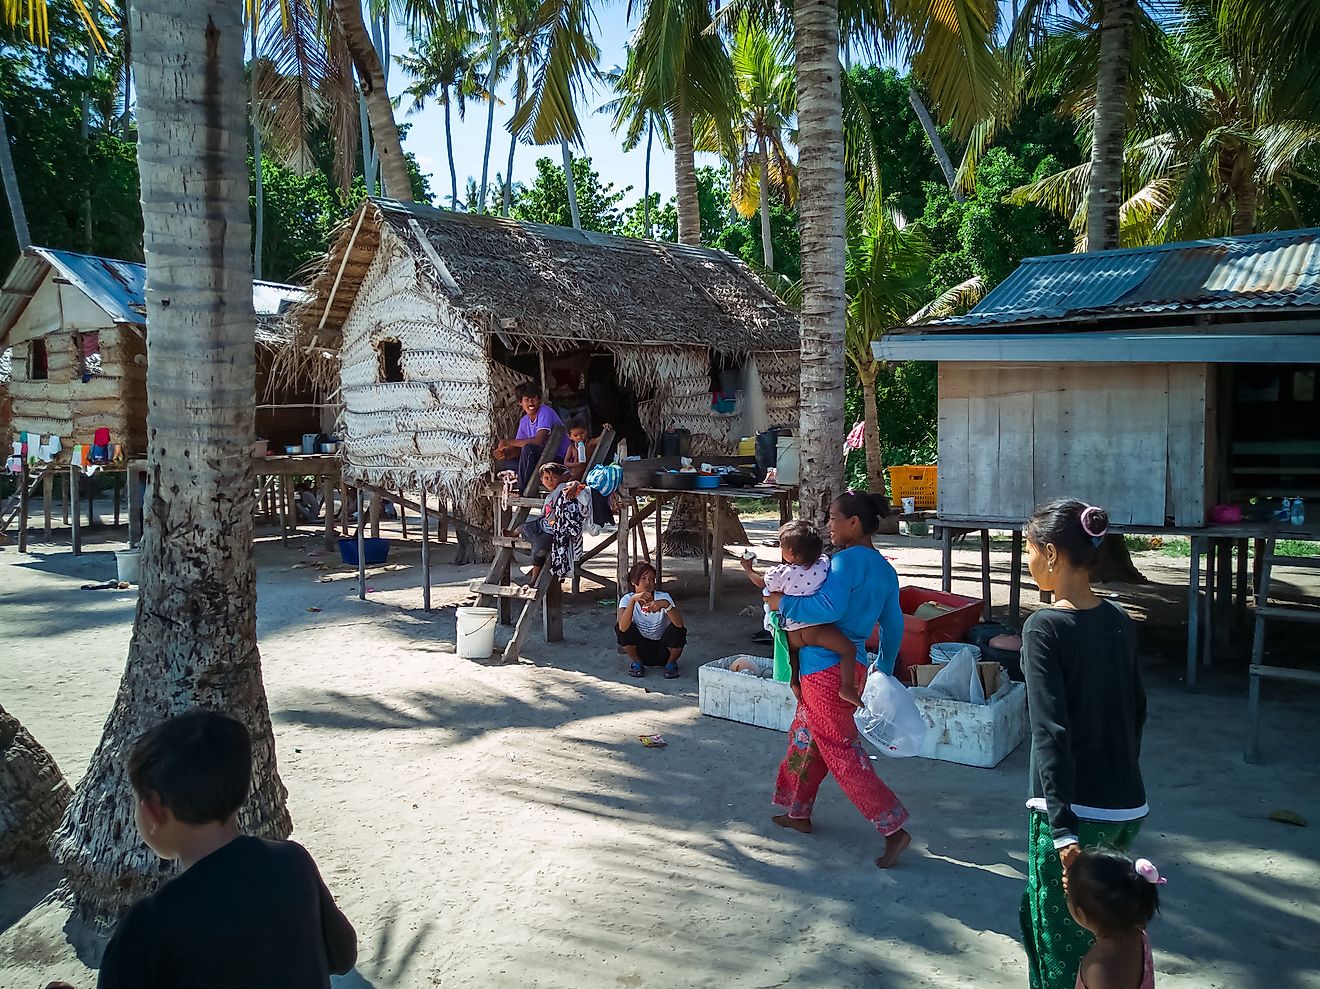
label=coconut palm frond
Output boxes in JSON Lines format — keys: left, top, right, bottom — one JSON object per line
{"left": 888, "top": 0, "right": 1002, "bottom": 138}
{"left": 1256, "top": 120, "right": 1320, "bottom": 187}
{"left": 255, "top": 0, "right": 332, "bottom": 175}
{"left": 510, "top": 0, "right": 598, "bottom": 145}
{"left": 906, "top": 276, "right": 987, "bottom": 324}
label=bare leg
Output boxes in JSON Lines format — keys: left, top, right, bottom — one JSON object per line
{"left": 876, "top": 829, "right": 911, "bottom": 869}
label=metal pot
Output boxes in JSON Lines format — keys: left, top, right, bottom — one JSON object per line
{"left": 320, "top": 442, "right": 340, "bottom": 455}
{"left": 652, "top": 470, "right": 698, "bottom": 491}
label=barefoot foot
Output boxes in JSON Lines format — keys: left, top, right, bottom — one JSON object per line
{"left": 875, "top": 828, "right": 911, "bottom": 869}
{"left": 772, "top": 814, "right": 813, "bottom": 834}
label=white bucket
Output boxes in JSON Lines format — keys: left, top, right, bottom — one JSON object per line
{"left": 455, "top": 607, "right": 498, "bottom": 659}
{"left": 776, "top": 435, "right": 799, "bottom": 485}
{"left": 115, "top": 548, "right": 141, "bottom": 584}
{"left": 930, "top": 641, "right": 979, "bottom": 666}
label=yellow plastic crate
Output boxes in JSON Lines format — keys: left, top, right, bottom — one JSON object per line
{"left": 887, "top": 465, "right": 938, "bottom": 510}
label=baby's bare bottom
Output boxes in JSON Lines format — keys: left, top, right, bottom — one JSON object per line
{"left": 785, "top": 625, "right": 859, "bottom": 697}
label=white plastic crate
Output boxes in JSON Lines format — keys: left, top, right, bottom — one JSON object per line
{"left": 699, "top": 654, "right": 797, "bottom": 733}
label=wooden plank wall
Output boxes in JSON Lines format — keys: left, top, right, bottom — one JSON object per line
{"left": 938, "top": 362, "right": 1208, "bottom": 526}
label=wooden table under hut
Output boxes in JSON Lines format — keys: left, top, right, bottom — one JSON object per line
{"left": 877, "top": 227, "right": 1320, "bottom": 762}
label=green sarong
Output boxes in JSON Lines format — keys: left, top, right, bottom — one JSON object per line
{"left": 770, "top": 611, "right": 792, "bottom": 683}
{"left": 1020, "top": 811, "right": 1144, "bottom": 989}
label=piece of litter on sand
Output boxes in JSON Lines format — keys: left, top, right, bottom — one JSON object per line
{"left": 599, "top": 598, "right": 617, "bottom": 607}
{"left": 1270, "top": 809, "right": 1308, "bottom": 827}
{"left": 306, "top": 607, "right": 322, "bottom": 613}
{"left": 365, "top": 587, "right": 375, "bottom": 593}
{"left": 639, "top": 734, "right": 667, "bottom": 748}
{"left": 80, "top": 579, "right": 119, "bottom": 591}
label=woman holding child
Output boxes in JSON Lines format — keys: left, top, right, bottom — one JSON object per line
{"left": 763, "top": 491, "right": 912, "bottom": 868}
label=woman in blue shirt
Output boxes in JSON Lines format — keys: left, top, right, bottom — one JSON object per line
{"left": 765, "top": 491, "right": 912, "bottom": 868}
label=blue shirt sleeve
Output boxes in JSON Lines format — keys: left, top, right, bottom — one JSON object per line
{"left": 779, "top": 552, "right": 853, "bottom": 627}
{"left": 875, "top": 559, "right": 904, "bottom": 668}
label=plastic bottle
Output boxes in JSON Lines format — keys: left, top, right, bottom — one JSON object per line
{"left": 1291, "top": 497, "right": 1305, "bottom": 526}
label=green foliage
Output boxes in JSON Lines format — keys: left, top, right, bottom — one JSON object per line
{"left": 920, "top": 147, "right": 1074, "bottom": 296}
{"left": 713, "top": 202, "right": 800, "bottom": 280}
{"left": 253, "top": 156, "right": 345, "bottom": 284}
{"left": 844, "top": 361, "right": 939, "bottom": 492}
{"left": 510, "top": 154, "right": 631, "bottom": 233}
{"left": 0, "top": 19, "right": 142, "bottom": 270}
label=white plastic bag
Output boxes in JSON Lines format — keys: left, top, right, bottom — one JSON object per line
{"left": 853, "top": 661, "right": 928, "bottom": 757}
{"left": 925, "top": 645, "right": 986, "bottom": 704}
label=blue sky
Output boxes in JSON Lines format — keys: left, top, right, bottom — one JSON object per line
{"left": 388, "top": 12, "right": 699, "bottom": 210}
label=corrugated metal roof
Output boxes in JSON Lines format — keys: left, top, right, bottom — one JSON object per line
{"left": 928, "top": 228, "right": 1320, "bottom": 329}
{"left": 0, "top": 248, "right": 306, "bottom": 343}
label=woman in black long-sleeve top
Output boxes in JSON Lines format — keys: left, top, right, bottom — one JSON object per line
{"left": 1019, "top": 499, "right": 1148, "bottom": 989}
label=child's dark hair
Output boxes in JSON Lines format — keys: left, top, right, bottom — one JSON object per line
{"left": 128, "top": 710, "right": 252, "bottom": 825}
{"left": 539, "top": 462, "right": 570, "bottom": 479}
{"left": 833, "top": 490, "right": 891, "bottom": 535}
{"left": 1026, "top": 498, "right": 1111, "bottom": 569}
{"left": 514, "top": 382, "right": 542, "bottom": 401}
{"left": 1068, "top": 849, "right": 1160, "bottom": 935}
{"left": 779, "top": 520, "right": 823, "bottom": 563}
{"left": 566, "top": 418, "right": 588, "bottom": 433}
{"left": 627, "top": 561, "right": 657, "bottom": 589}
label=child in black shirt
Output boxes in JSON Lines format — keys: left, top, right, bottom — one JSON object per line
{"left": 97, "top": 710, "right": 357, "bottom": 988}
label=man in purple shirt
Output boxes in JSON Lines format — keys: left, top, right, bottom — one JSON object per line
{"left": 493, "top": 383, "right": 569, "bottom": 490}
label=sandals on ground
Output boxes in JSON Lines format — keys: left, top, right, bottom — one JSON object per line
{"left": 664, "top": 662, "right": 680, "bottom": 679}
{"left": 628, "top": 661, "right": 645, "bottom": 678}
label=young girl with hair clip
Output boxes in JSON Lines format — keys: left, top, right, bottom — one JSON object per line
{"left": 763, "top": 490, "right": 913, "bottom": 869}
{"left": 1020, "top": 499, "right": 1149, "bottom": 989}
{"left": 1067, "top": 851, "right": 1164, "bottom": 988}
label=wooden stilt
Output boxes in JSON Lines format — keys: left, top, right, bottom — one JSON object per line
{"left": 322, "top": 474, "right": 335, "bottom": 551}
{"left": 17, "top": 461, "right": 30, "bottom": 553}
{"left": 340, "top": 481, "right": 350, "bottom": 535}
{"left": 113, "top": 473, "right": 121, "bottom": 526}
{"left": 1187, "top": 536, "right": 1200, "bottom": 690}
{"left": 1009, "top": 529, "right": 1023, "bottom": 626}
{"left": 654, "top": 495, "right": 664, "bottom": 587}
{"left": 356, "top": 487, "right": 366, "bottom": 600}
{"left": 543, "top": 576, "right": 563, "bottom": 641}
{"left": 616, "top": 497, "right": 631, "bottom": 594}
{"left": 70, "top": 465, "right": 82, "bottom": 556}
{"left": 420, "top": 490, "right": 432, "bottom": 612}
{"left": 980, "top": 529, "right": 992, "bottom": 621}
{"left": 369, "top": 491, "right": 381, "bottom": 540}
{"left": 940, "top": 526, "right": 953, "bottom": 593}
{"left": 128, "top": 466, "right": 143, "bottom": 547}
{"left": 60, "top": 471, "right": 68, "bottom": 524}
{"left": 398, "top": 488, "right": 407, "bottom": 539}
{"left": 86, "top": 473, "right": 94, "bottom": 527}
{"left": 437, "top": 496, "right": 448, "bottom": 544}
{"left": 42, "top": 469, "right": 53, "bottom": 540}
{"left": 280, "top": 478, "right": 290, "bottom": 547}
{"left": 708, "top": 494, "right": 723, "bottom": 611}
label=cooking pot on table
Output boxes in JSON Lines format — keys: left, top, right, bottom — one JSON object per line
{"left": 652, "top": 470, "right": 699, "bottom": 491}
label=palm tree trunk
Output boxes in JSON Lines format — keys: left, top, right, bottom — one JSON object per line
{"left": 908, "top": 86, "right": 963, "bottom": 203}
{"left": 792, "top": 0, "right": 848, "bottom": 528}
{"left": 643, "top": 121, "right": 653, "bottom": 237}
{"left": 758, "top": 132, "right": 774, "bottom": 269}
{"left": 859, "top": 362, "right": 885, "bottom": 491}
{"left": 445, "top": 101, "right": 459, "bottom": 210}
{"left": 479, "top": 22, "right": 500, "bottom": 213}
{"left": 562, "top": 139, "right": 580, "bottom": 229}
{"left": 1231, "top": 157, "right": 1258, "bottom": 235}
{"left": 332, "top": 0, "right": 413, "bottom": 202}
{"left": 0, "top": 98, "right": 31, "bottom": 250}
{"left": 673, "top": 106, "right": 700, "bottom": 245}
{"left": 1086, "top": 0, "right": 1135, "bottom": 251}
{"left": 250, "top": 25, "right": 264, "bottom": 278}
{"left": 0, "top": 704, "right": 72, "bottom": 868}
{"left": 121, "top": 1, "right": 133, "bottom": 137}
{"left": 503, "top": 94, "right": 520, "bottom": 217}
{"left": 358, "top": 82, "right": 373, "bottom": 194}
{"left": 82, "top": 50, "right": 96, "bottom": 250}
{"left": 50, "top": 0, "right": 291, "bottom": 925}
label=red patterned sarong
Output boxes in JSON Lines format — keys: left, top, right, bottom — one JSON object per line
{"left": 772, "top": 662, "right": 909, "bottom": 835}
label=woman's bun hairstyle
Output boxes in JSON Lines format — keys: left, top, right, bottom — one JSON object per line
{"left": 833, "top": 490, "right": 891, "bottom": 535}
{"left": 1025, "top": 498, "right": 1110, "bottom": 569}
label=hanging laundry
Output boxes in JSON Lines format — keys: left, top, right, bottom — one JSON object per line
{"left": 71, "top": 446, "right": 84, "bottom": 467}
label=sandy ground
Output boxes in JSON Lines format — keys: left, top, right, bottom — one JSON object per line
{"left": 2, "top": 515, "right": 1319, "bottom": 989}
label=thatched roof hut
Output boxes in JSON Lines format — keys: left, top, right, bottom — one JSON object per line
{"left": 286, "top": 198, "right": 800, "bottom": 507}
{"left": 0, "top": 248, "right": 318, "bottom": 457}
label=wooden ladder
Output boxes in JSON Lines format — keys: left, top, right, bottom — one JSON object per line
{"left": 0, "top": 466, "right": 48, "bottom": 546}
{"left": 475, "top": 426, "right": 614, "bottom": 664}
{"left": 1246, "top": 531, "right": 1320, "bottom": 762}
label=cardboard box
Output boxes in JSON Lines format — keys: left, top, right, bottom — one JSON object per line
{"left": 699, "top": 654, "right": 796, "bottom": 733}
{"left": 910, "top": 660, "right": 1002, "bottom": 697}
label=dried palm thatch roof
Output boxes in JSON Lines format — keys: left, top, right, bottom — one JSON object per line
{"left": 291, "top": 199, "right": 800, "bottom": 354}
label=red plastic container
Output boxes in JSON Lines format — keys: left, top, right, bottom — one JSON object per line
{"left": 866, "top": 586, "right": 983, "bottom": 682}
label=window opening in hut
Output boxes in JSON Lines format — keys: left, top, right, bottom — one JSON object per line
{"left": 377, "top": 339, "right": 404, "bottom": 383}
{"left": 1225, "top": 363, "right": 1320, "bottom": 502}
{"left": 29, "top": 339, "right": 48, "bottom": 380}
{"left": 709, "top": 352, "right": 744, "bottom": 415}
{"left": 77, "top": 331, "right": 102, "bottom": 381}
